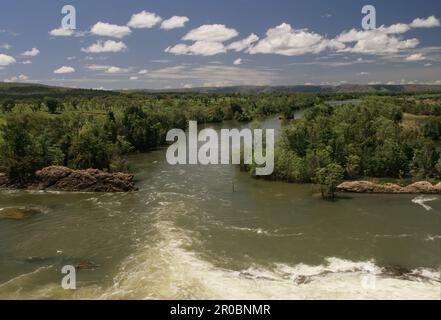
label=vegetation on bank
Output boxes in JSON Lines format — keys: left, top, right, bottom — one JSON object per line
{"left": 249, "top": 96, "right": 441, "bottom": 199}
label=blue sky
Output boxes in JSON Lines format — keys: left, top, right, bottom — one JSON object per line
{"left": 0, "top": 0, "right": 440, "bottom": 89}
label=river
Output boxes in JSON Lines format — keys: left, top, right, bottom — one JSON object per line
{"left": 0, "top": 117, "right": 440, "bottom": 299}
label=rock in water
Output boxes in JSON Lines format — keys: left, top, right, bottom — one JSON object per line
{"left": 35, "top": 166, "right": 137, "bottom": 192}
{"left": 75, "top": 262, "right": 100, "bottom": 270}
{"left": 337, "top": 181, "right": 440, "bottom": 194}
{"left": 0, "top": 207, "right": 41, "bottom": 220}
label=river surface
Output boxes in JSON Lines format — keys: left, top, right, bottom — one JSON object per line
{"left": 0, "top": 117, "right": 440, "bottom": 299}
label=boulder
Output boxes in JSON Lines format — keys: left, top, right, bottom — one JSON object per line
{"left": 382, "top": 265, "right": 411, "bottom": 277}
{"left": 75, "top": 261, "right": 100, "bottom": 270}
{"left": 35, "top": 166, "right": 137, "bottom": 192}
{"left": 404, "top": 181, "right": 439, "bottom": 194}
{"left": 0, "top": 207, "right": 41, "bottom": 220}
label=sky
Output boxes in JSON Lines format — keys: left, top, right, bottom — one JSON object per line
{"left": 0, "top": 0, "right": 440, "bottom": 89}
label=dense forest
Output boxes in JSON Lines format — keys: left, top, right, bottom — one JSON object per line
{"left": 0, "top": 84, "right": 440, "bottom": 195}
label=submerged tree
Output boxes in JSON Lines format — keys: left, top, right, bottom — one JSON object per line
{"left": 315, "top": 163, "right": 344, "bottom": 200}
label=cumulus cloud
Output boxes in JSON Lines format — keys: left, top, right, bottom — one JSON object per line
{"left": 166, "top": 24, "right": 240, "bottom": 56}
{"left": 91, "top": 22, "right": 131, "bottom": 38}
{"left": 138, "top": 69, "right": 148, "bottom": 74}
{"left": 81, "top": 40, "right": 127, "bottom": 53}
{"left": 22, "top": 60, "right": 32, "bottom": 64}
{"left": 0, "top": 53, "right": 16, "bottom": 66}
{"left": 20, "top": 47, "right": 40, "bottom": 57}
{"left": 128, "top": 11, "right": 162, "bottom": 29}
{"left": 336, "top": 16, "right": 440, "bottom": 55}
{"left": 248, "top": 23, "right": 344, "bottom": 56}
{"left": 166, "top": 15, "right": 439, "bottom": 58}
{"left": 410, "top": 16, "right": 440, "bottom": 28}
{"left": 54, "top": 66, "right": 75, "bottom": 74}
{"left": 228, "top": 34, "right": 259, "bottom": 52}
{"left": 165, "top": 41, "right": 227, "bottom": 56}
{"left": 337, "top": 30, "right": 419, "bottom": 54}
{"left": 183, "top": 24, "right": 238, "bottom": 42}
{"left": 233, "top": 58, "right": 242, "bottom": 65}
{"left": 161, "top": 16, "right": 189, "bottom": 30}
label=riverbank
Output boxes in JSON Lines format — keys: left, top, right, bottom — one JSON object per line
{"left": 337, "top": 180, "right": 441, "bottom": 194}
{"left": 0, "top": 166, "right": 137, "bottom": 192}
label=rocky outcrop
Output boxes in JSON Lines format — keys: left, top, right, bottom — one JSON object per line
{"left": 34, "top": 166, "right": 137, "bottom": 192}
{"left": 0, "top": 166, "right": 137, "bottom": 192}
{"left": 337, "top": 180, "right": 441, "bottom": 194}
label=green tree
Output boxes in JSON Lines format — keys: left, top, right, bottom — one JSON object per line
{"left": 45, "top": 98, "right": 61, "bottom": 114}
{"left": 68, "top": 123, "right": 113, "bottom": 170}
{"left": 315, "top": 163, "right": 344, "bottom": 200}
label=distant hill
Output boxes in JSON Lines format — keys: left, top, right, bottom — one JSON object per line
{"left": 1, "top": 82, "right": 441, "bottom": 100}
{"left": 0, "top": 82, "right": 119, "bottom": 100}
{"left": 138, "top": 84, "right": 441, "bottom": 94}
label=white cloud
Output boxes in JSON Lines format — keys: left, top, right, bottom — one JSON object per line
{"left": 336, "top": 16, "right": 440, "bottom": 55}
{"left": 424, "top": 63, "right": 433, "bottom": 67}
{"left": 90, "top": 22, "right": 131, "bottom": 38}
{"left": 410, "top": 16, "right": 440, "bottom": 28}
{"left": 405, "top": 53, "right": 426, "bottom": 61}
{"left": 165, "top": 41, "right": 227, "bottom": 56}
{"left": 128, "top": 11, "right": 162, "bottom": 29}
{"left": 228, "top": 34, "right": 259, "bottom": 52}
{"left": 81, "top": 40, "right": 127, "bottom": 53}
{"left": 336, "top": 28, "right": 418, "bottom": 54}
{"left": 248, "top": 23, "right": 344, "bottom": 56}
{"left": 0, "top": 43, "right": 11, "bottom": 50}
{"left": 21, "top": 47, "right": 40, "bottom": 57}
{"left": 183, "top": 24, "right": 238, "bottom": 42}
{"left": 22, "top": 60, "right": 32, "bottom": 64}
{"left": 129, "top": 76, "right": 139, "bottom": 80}
{"left": 138, "top": 69, "right": 148, "bottom": 74}
{"left": 54, "top": 66, "right": 75, "bottom": 74}
{"left": 161, "top": 16, "right": 189, "bottom": 30}
{"left": 0, "top": 54, "right": 16, "bottom": 66}
{"left": 233, "top": 58, "right": 242, "bottom": 65}
{"left": 358, "top": 72, "right": 369, "bottom": 75}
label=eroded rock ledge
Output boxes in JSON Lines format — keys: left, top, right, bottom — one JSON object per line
{"left": 1, "top": 166, "right": 137, "bottom": 192}
{"left": 337, "top": 181, "right": 441, "bottom": 194}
